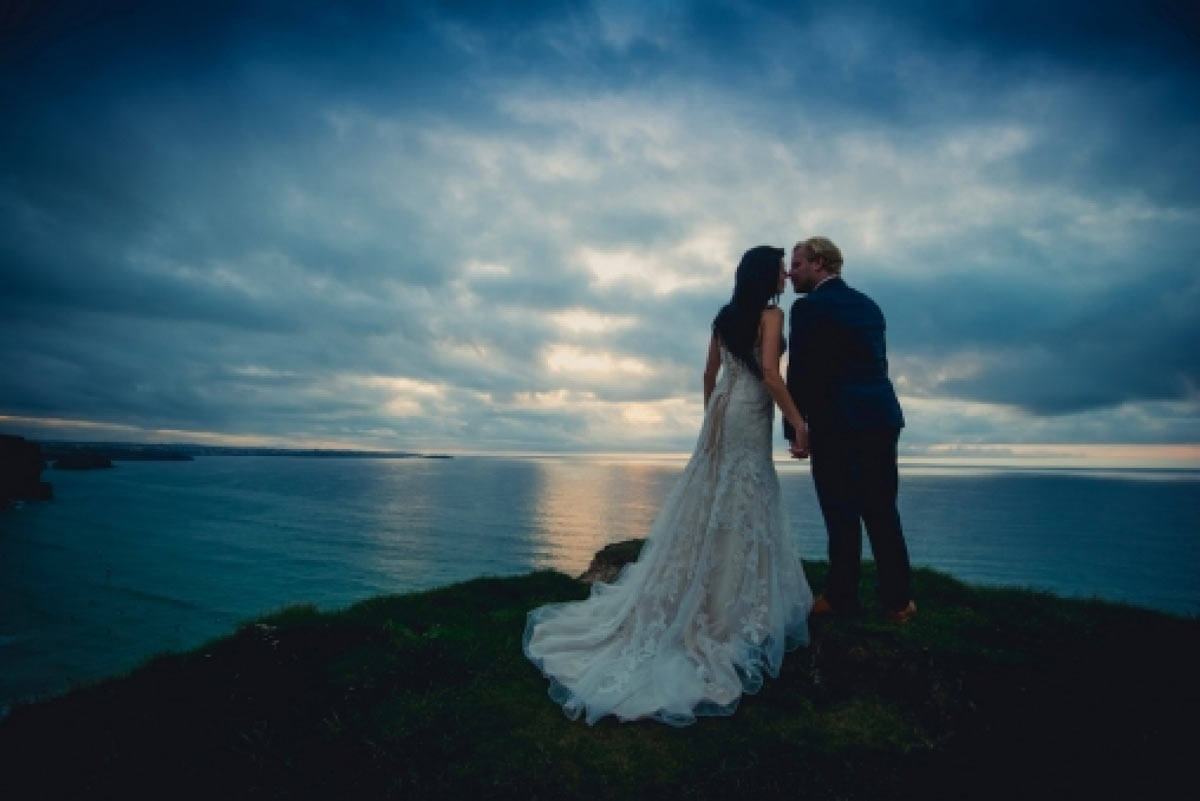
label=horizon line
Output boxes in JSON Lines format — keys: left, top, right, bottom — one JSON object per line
{"left": 4, "top": 415, "right": 1198, "bottom": 469}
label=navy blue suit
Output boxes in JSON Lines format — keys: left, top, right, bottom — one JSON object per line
{"left": 784, "top": 276, "right": 911, "bottom": 613}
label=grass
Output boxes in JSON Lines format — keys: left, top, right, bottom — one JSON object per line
{"left": 1, "top": 559, "right": 1197, "bottom": 800}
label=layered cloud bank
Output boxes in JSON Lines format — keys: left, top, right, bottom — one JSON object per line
{"left": 2, "top": 1, "right": 1197, "bottom": 463}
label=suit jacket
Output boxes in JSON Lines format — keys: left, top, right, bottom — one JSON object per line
{"left": 783, "top": 276, "right": 904, "bottom": 441}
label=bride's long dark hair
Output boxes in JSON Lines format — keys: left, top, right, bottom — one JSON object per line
{"left": 712, "top": 245, "right": 785, "bottom": 378}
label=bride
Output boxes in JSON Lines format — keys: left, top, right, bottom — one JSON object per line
{"left": 523, "top": 245, "right": 815, "bottom": 726}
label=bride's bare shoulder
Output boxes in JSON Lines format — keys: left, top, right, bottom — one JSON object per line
{"left": 758, "top": 306, "right": 784, "bottom": 336}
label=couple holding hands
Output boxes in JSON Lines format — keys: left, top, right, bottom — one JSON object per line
{"left": 525, "top": 237, "right": 914, "bottom": 727}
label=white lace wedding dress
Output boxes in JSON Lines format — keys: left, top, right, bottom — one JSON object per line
{"left": 523, "top": 346, "right": 813, "bottom": 726}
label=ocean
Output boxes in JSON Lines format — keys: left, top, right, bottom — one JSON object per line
{"left": 2, "top": 454, "right": 1198, "bottom": 710}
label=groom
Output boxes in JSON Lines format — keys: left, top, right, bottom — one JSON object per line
{"left": 783, "top": 237, "right": 916, "bottom": 623}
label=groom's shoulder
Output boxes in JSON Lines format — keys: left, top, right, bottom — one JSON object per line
{"left": 842, "top": 281, "right": 882, "bottom": 309}
{"left": 829, "top": 279, "right": 873, "bottom": 304}
{"left": 787, "top": 295, "right": 811, "bottom": 320}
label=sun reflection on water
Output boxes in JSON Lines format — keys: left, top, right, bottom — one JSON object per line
{"left": 529, "top": 457, "right": 680, "bottom": 575}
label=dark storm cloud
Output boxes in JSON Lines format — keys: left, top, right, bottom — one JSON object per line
{"left": 1, "top": 0, "right": 1197, "bottom": 454}
{"left": 885, "top": 0, "right": 1200, "bottom": 70}
{"left": 874, "top": 263, "right": 1200, "bottom": 414}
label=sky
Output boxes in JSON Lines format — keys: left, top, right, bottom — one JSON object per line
{"left": 2, "top": 0, "right": 1198, "bottom": 465}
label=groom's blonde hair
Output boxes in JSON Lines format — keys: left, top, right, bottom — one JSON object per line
{"left": 795, "top": 236, "right": 843, "bottom": 274}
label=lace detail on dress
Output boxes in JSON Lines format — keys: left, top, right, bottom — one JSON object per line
{"left": 523, "top": 346, "right": 813, "bottom": 726}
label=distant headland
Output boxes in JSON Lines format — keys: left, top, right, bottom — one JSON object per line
{"left": 36, "top": 440, "right": 453, "bottom": 461}
{"left": 1, "top": 434, "right": 453, "bottom": 505}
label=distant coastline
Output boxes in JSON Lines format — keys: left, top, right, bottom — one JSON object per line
{"left": 35, "top": 440, "right": 453, "bottom": 460}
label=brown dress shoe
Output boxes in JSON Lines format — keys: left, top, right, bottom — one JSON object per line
{"left": 884, "top": 600, "right": 917, "bottom": 624}
{"left": 810, "top": 596, "right": 836, "bottom": 618}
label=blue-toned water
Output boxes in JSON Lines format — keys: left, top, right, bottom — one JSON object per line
{"left": 2, "top": 455, "right": 1198, "bottom": 709}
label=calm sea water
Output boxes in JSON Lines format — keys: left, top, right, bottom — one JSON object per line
{"left": 2, "top": 455, "right": 1198, "bottom": 709}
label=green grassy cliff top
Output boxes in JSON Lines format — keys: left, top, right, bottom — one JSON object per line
{"left": 2, "top": 554, "right": 1196, "bottom": 800}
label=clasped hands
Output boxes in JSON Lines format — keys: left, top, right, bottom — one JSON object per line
{"left": 788, "top": 427, "right": 810, "bottom": 460}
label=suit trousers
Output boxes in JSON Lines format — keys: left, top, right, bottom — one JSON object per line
{"left": 809, "top": 428, "right": 911, "bottom": 613}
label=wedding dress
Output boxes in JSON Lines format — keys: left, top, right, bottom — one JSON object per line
{"left": 524, "top": 345, "right": 813, "bottom": 726}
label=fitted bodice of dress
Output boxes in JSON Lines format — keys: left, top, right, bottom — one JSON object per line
{"left": 704, "top": 346, "right": 774, "bottom": 461}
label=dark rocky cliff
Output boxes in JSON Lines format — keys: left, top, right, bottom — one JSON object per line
{"left": 0, "top": 434, "right": 53, "bottom": 506}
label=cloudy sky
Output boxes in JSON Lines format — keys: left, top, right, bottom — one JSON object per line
{"left": 2, "top": 0, "right": 1198, "bottom": 464}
